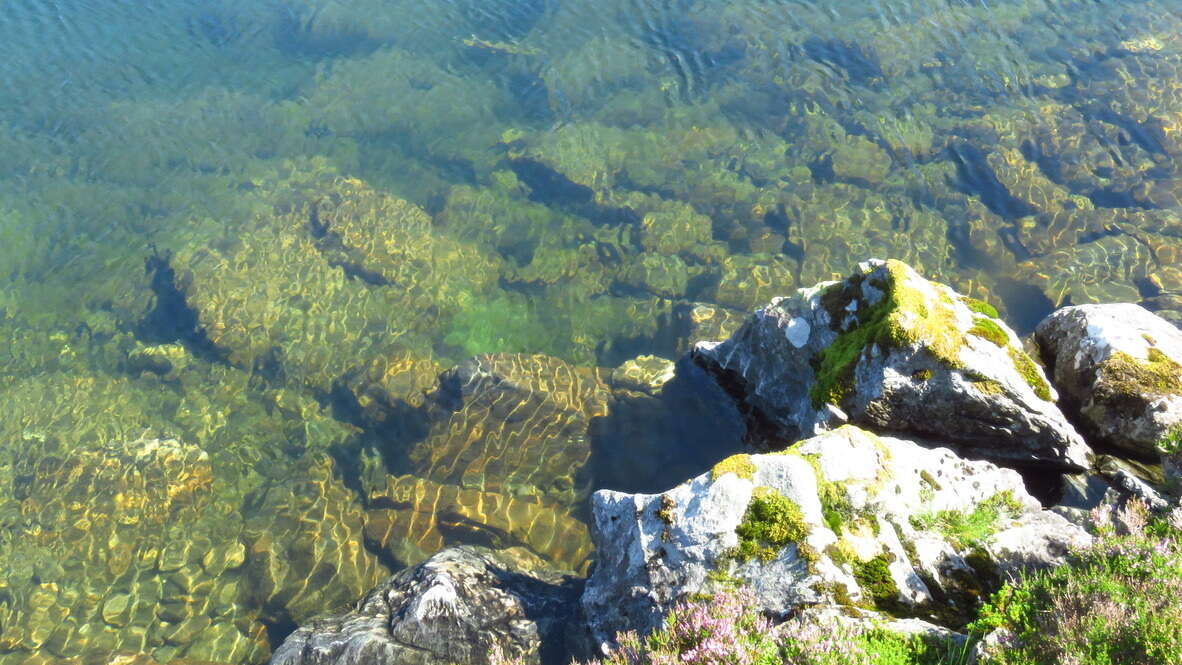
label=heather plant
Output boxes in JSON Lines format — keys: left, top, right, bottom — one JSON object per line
{"left": 489, "top": 587, "right": 968, "bottom": 665}
{"left": 971, "top": 499, "right": 1182, "bottom": 665}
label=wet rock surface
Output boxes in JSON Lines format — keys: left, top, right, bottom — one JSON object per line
{"left": 269, "top": 546, "right": 582, "bottom": 665}
{"left": 694, "top": 259, "right": 1091, "bottom": 469}
{"left": 1035, "top": 303, "right": 1182, "bottom": 458}
{"left": 580, "top": 426, "right": 1090, "bottom": 650}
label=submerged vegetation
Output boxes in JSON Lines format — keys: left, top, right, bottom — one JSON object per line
{"left": 0, "top": 0, "right": 1181, "bottom": 662}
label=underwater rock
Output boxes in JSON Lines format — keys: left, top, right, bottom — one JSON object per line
{"left": 580, "top": 426, "right": 1089, "bottom": 650}
{"left": 1035, "top": 303, "right": 1182, "bottom": 458}
{"left": 239, "top": 454, "right": 386, "bottom": 630}
{"left": 0, "top": 436, "right": 267, "bottom": 664}
{"left": 408, "top": 353, "right": 611, "bottom": 506}
{"left": 610, "top": 355, "right": 676, "bottom": 396}
{"left": 617, "top": 252, "right": 690, "bottom": 299}
{"left": 785, "top": 184, "right": 952, "bottom": 291}
{"left": 270, "top": 546, "right": 582, "bottom": 665}
{"left": 708, "top": 253, "right": 797, "bottom": 312}
{"left": 363, "top": 473, "right": 593, "bottom": 574}
{"left": 694, "top": 259, "right": 1091, "bottom": 470}
{"left": 169, "top": 165, "right": 499, "bottom": 391}
{"left": 674, "top": 301, "right": 747, "bottom": 351}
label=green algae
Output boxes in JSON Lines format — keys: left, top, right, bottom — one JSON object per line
{"left": 733, "top": 487, "right": 810, "bottom": 563}
{"left": 962, "top": 297, "right": 1001, "bottom": 319}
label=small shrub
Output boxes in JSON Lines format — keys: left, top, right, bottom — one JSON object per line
{"left": 971, "top": 501, "right": 1182, "bottom": 665}
{"left": 1157, "top": 424, "right": 1182, "bottom": 455}
{"left": 910, "top": 491, "right": 1024, "bottom": 550}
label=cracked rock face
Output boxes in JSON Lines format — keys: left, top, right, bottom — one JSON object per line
{"left": 694, "top": 259, "right": 1091, "bottom": 470}
{"left": 580, "top": 426, "right": 1090, "bottom": 651}
{"left": 269, "top": 546, "right": 581, "bottom": 665}
{"left": 1036, "top": 303, "right": 1182, "bottom": 458}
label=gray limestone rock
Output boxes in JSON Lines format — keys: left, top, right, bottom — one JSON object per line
{"left": 270, "top": 546, "right": 581, "bottom": 665}
{"left": 1035, "top": 303, "right": 1182, "bottom": 458}
{"left": 579, "top": 426, "right": 1090, "bottom": 651}
{"left": 694, "top": 259, "right": 1090, "bottom": 470}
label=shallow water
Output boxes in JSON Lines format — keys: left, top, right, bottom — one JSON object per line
{"left": 1, "top": 0, "right": 1181, "bottom": 662}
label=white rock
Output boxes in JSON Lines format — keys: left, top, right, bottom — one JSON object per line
{"left": 581, "top": 426, "right": 1091, "bottom": 647}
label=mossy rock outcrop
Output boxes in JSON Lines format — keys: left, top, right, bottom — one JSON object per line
{"left": 580, "top": 426, "right": 1090, "bottom": 648}
{"left": 1036, "top": 303, "right": 1182, "bottom": 458}
{"left": 694, "top": 259, "right": 1091, "bottom": 470}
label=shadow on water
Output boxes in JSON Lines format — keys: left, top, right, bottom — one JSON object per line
{"left": 589, "top": 356, "right": 746, "bottom": 495}
{"left": 135, "top": 249, "right": 230, "bottom": 364}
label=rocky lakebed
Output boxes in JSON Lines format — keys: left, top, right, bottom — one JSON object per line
{"left": 266, "top": 259, "right": 1182, "bottom": 665}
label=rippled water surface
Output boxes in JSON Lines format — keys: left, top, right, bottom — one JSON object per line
{"left": 2, "top": 0, "right": 1182, "bottom": 662}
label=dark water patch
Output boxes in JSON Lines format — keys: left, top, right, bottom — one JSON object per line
{"left": 993, "top": 277, "right": 1056, "bottom": 335}
{"left": 808, "top": 154, "right": 836, "bottom": 184}
{"left": 1090, "top": 108, "right": 1169, "bottom": 156}
{"left": 136, "top": 249, "right": 228, "bottom": 363}
{"left": 259, "top": 616, "right": 300, "bottom": 655}
{"left": 510, "top": 158, "right": 595, "bottom": 207}
{"left": 271, "top": 4, "right": 385, "bottom": 58}
{"left": 997, "top": 226, "right": 1033, "bottom": 262}
{"left": 802, "top": 37, "right": 885, "bottom": 87}
{"left": 184, "top": 5, "right": 253, "bottom": 48}
{"left": 504, "top": 69, "right": 555, "bottom": 123}
{"left": 509, "top": 158, "right": 642, "bottom": 228}
{"left": 1019, "top": 139, "right": 1066, "bottom": 185}
{"left": 948, "top": 142, "right": 1040, "bottom": 221}
{"left": 590, "top": 357, "right": 745, "bottom": 494}
{"left": 1090, "top": 186, "right": 1154, "bottom": 210}
{"left": 944, "top": 216, "right": 996, "bottom": 271}
{"left": 595, "top": 307, "right": 680, "bottom": 369}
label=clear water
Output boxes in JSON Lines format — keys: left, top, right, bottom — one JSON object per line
{"left": 1, "top": 0, "right": 1181, "bottom": 662}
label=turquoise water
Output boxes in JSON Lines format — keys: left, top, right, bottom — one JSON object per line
{"left": 1, "top": 0, "right": 1181, "bottom": 662}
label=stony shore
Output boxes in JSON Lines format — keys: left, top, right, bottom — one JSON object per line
{"left": 271, "top": 259, "right": 1182, "bottom": 665}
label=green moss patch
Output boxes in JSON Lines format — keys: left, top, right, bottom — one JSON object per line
{"left": 734, "top": 487, "right": 809, "bottom": 562}
{"left": 853, "top": 552, "right": 903, "bottom": 613}
{"left": 910, "top": 490, "right": 1024, "bottom": 550}
{"left": 967, "top": 318, "right": 1009, "bottom": 347}
{"left": 963, "top": 297, "right": 1000, "bottom": 319}
{"left": 1008, "top": 347, "right": 1052, "bottom": 401}
{"left": 1098, "top": 349, "right": 1182, "bottom": 405}
{"left": 712, "top": 454, "right": 757, "bottom": 481}
{"left": 810, "top": 261, "right": 965, "bottom": 408}
{"left": 793, "top": 450, "right": 859, "bottom": 533}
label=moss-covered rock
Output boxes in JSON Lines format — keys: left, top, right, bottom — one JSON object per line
{"left": 695, "top": 259, "right": 1091, "bottom": 470}
{"left": 582, "top": 425, "right": 1089, "bottom": 646}
{"left": 1036, "top": 303, "right": 1182, "bottom": 458}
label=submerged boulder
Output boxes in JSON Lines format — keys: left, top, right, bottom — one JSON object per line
{"left": 694, "top": 259, "right": 1090, "bottom": 470}
{"left": 580, "top": 426, "right": 1090, "bottom": 650}
{"left": 270, "top": 546, "right": 581, "bottom": 665}
{"left": 1035, "top": 303, "right": 1182, "bottom": 458}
